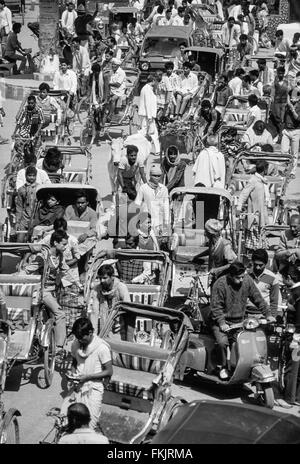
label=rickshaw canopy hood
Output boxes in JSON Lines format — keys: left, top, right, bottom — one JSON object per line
{"left": 144, "top": 25, "right": 193, "bottom": 40}
{"left": 109, "top": 6, "right": 138, "bottom": 14}
{"left": 170, "top": 187, "right": 233, "bottom": 204}
{"left": 35, "top": 184, "right": 99, "bottom": 210}
{"left": 38, "top": 145, "right": 90, "bottom": 158}
{"left": 94, "top": 249, "right": 170, "bottom": 263}
{"left": 236, "top": 151, "right": 293, "bottom": 163}
{"left": 112, "top": 301, "right": 186, "bottom": 325}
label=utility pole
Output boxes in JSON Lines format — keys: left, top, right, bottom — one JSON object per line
{"left": 38, "top": 0, "right": 60, "bottom": 75}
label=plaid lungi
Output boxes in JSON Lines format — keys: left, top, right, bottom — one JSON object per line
{"left": 58, "top": 284, "right": 87, "bottom": 330}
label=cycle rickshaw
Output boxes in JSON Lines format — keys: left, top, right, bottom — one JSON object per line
{"left": 85, "top": 249, "right": 171, "bottom": 317}
{"left": 169, "top": 187, "right": 235, "bottom": 299}
{"left": 0, "top": 243, "right": 57, "bottom": 392}
{"left": 80, "top": 66, "right": 140, "bottom": 146}
{"left": 99, "top": 301, "right": 189, "bottom": 443}
{"left": 36, "top": 144, "right": 93, "bottom": 184}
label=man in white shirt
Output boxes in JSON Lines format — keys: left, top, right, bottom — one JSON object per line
{"left": 61, "top": 2, "right": 77, "bottom": 35}
{"left": 105, "top": 58, "right": 126, "bottom": 122}
{"left": 0, "top": 0, "right": 12, "bottom": 58}
{"left": 192, "top": 134, "right": 225, "bottom": 188}
{"left": 171, "top": 6, "right": 185, "bottom": 26}
{"left": 53, "top": 60, "right": 77, "bottom": 96}
{"left": 221, "top": 17, "right": 240, "bottom": 49}
{"left": 16, "top": 153, "right": 51, "bottom": 190}
{"left": 228, "top": 68, "right": 245, "bottom": 96}
{"left": 164, "top": 61, "right": 179, "bottom": 116}
{"left": 138, "top": 74, "right": 160, "bottom": 155}
{"left": 158, "top": 9, "right": 172, "bottom": 26}
{"left": 246, "top": 94, "right": 262, "bottom": 128}
{"left": 174, "top": 61, "right": 198, "bottom": 117}
{"left": 71, "top": 37, "right": 91, "bottom": 77}
{"left": 155, "top": 70, "right": 172, "bottom": 118}
{"left": 152, "top": 5, "right": 165, "bottom": 25}
{"left": 135, "top": 164, "right": 170, "bottom": 235}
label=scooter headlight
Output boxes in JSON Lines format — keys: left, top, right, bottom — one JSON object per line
{"left": 141, "top": 62, "right": 149, "bottom": 71}
{"left": 243, "top": 318, "right": 259, "bottom": 330}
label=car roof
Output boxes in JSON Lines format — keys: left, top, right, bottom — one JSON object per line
{"left": 152, "top": 400, "right": 300, "bottom": 444}
{"left": 184, "top": 46, "right": 225, "bottom": 57}
{"left": 145, "top": 25, "right": 193, "bottom": 39}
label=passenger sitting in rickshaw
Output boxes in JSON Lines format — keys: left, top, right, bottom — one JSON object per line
{"left": 90, "top": 264, "right": 132, "bottom": 338}
{"left": 174, "top": 61, "right": 198, "bottom": 119}
{"left": 189, "top": 72, "right": 211, "bottom": 119}
{"left": 241, "top": 120, "right": 273, "bottom": 149}
{"left": 31, "top": 192, "right": 65, "bottom": 238}
{"left": 161, "top": 145, "right": 187, "bottom": 192}
{"left": 193, "top": 219, "right": 237, "bottom": 286}
{"left": 24, "top": 230, "right": 76, "bottom": 354}
{"left": 36, "top": 83, "right": 62, "bottom": 129}
{"left": 15, "top": 166, "right": 38, "bottom": 239}
{"left": 15, "top": 95, "right": 44, "bottom": 153}
{"left": 103, "top": 58, "right": 126, "bottom": 124}
{"left": 36, "top": 146, "right": 64, "bottom": 182}
{"left": 155, "top": 70, "right": 173, "bottom": 121}
{"left": 16, "top": 150, "right": 51, "bottom": 190}
{"left": 40, "top": 218, "right": 81, "bottom": 289}
{"left": 64, "top": 190, "right": 97, "bottom": 258}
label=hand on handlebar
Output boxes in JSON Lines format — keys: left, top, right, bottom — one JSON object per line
{"left": 220, "top": 323, "right": 230, "bottom": 332}
{"left": 266, "top": 316, "right": 276, "bottom": 324}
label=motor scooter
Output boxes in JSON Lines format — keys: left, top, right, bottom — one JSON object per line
{"left": 176, "top": 316, "right": 276, "bottom": 408}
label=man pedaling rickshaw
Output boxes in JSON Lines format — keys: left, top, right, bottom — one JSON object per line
{"left": 102, "top": 58, "right": 126, "bottom": 125}
{"left": 23, "top": 230, "right": 80, "bottom": 354}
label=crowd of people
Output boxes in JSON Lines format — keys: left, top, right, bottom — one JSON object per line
{"left": 0, "top": 0, "right": 300, "bottom": 444}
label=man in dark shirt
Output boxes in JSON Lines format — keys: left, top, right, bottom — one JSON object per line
{"left": 281, "top": 90, "right": 300, "bottom": 178}
{"left": 74, "top": 3, "right": 98, "bottom": 46}
{"left": 210, "top": 261, "right": 273, "bottom": 379}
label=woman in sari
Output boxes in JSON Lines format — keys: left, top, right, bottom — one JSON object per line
{"left": 161, "top": 145, "right": 187, "bottom": 192}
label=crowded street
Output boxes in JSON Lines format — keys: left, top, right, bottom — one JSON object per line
{"left": 0, "top": 0, "right": 300, "bottom": 446}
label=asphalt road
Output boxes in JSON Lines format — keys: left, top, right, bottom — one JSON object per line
{"left": 0, "top": 3, "right": 300, "bottom": 444}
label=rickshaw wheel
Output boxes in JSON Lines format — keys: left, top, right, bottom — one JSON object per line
{"left": 256, "top": 383, "right": 274, "bottom": 409}
{"left": 44, "top": 326, "right": 56, "bottom": 387}
{"left": 0, "top": 410, "right": 20, "bottom": 444}
{"left": 158, "top": 397, "right": 186, "bottom": 432}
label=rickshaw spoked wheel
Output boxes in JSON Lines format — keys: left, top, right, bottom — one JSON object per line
{"left": 277, "top": 340, "right": 288, "bottom": 393}
{"left": 44, "top": 325, "right": 56, "bottom": 388}
{"left": 0, "top": 409, "right": 20, "bottom": 444}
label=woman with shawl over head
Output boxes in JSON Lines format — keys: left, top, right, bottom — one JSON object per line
{"left": 161, "top": 145, "right": 187, "bottom": 192}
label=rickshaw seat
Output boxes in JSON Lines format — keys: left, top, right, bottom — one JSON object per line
{"left": 108, "top": 338, "right": 170, "bottom": 375}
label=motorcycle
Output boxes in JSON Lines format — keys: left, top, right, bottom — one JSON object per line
{"left": 177, "top": 316, "right": 276, "bottom": 408}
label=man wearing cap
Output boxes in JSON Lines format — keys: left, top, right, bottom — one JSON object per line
{"left": 104, "top": 57, "right": 126, "bottom": 124}
{"left": 74, "top": 3, "right": 98, "bottom": 48}
{"left": 138, "top": 74, "right": 160, "bottom": 156}
{"left": 135, "top": 164, "right": 170, "bottom": 236}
